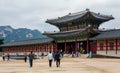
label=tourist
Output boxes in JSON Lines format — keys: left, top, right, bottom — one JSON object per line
{"left": 55, "top": 51, "right": 61, "bottom": 67}
{"left": 2, "top": 53, "right": 5, "bottom": 61}
{"left": 89, "top": 51, "right": 92, "bottom": 58}
{"left": 76, "top": 50, "right": 79, "bottom": 57}
{"left": 72, "top": 51, "right": 74, "bottom": 57}
{"left": 60, "top": 49, "right": 64, "bottom": 58}
{"left": 82, "top": 50, "right": 85, "bottom": 54}
{"left": 41, "top": 52, "right": 44, "bottom": 59}
{"left": 7, "top": 54, "right": 10, "bottom": 61}
{"left": 72, "top": 51, "right": 76, "bottom": 57}
{"left": 24, "top": 53, "right": 27, "bottom": 62}
{"left": 48, "top": 51, "right": 53, "bottom": 67}
{"left": 28, "top": 51, "right": 34, "bottom": 67}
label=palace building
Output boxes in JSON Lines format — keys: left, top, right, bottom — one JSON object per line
{"left": 0, "top": 9, "right": 120, "bottom": 57}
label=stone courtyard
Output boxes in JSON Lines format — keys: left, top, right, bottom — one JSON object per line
{"left": 0, "top": 57, "right": 120, "bottom": 73}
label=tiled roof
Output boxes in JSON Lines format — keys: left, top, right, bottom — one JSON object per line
{"left": 44, "top": 26, "right": 96, "bottom": 40}
{"left": 90, "top": 29, "right": 120, "bottom": 40}
{"left": 0, "top": 38, "right": 54, "bottom": 47}
{"left": 46, "top": 9, "right": 114, "bottom": 24}
{"left": 45, "top": 29, "right": 84, "bottom": 38}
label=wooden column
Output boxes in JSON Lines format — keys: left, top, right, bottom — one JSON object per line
{"left": 64, "top": 40, "right": 66, "bottom": 53}
{"left": 75, "top": 38, "right": 77, "bottom": 51}
{"left": 115, "top": 39, "right": 118, "bottom": 54}
{"left": 77, "top": 24, "right": 79, "bottom": 29}
{"left": 46, "top": 44, "right": 48, "bottom": 52}
{"left": 54, "top": 43, "right": 57, "bottom": 52}
{"left": 51, "top": 44, "right": 53, "bottom": 52}
{"left": 87, "top": 38, "right": 89, "bottom": 53}
{"left": 53, "top": 44, "right": 55, "bottom": 52}
{"left": 106, "top": 40, "right": 108, "bottom": 54}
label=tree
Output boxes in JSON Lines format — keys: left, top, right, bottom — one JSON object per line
{"left": 0, "top": 39, "right": 4, "bottom": 52}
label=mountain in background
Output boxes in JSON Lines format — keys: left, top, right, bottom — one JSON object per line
{"left": 0, "top": 26, "right": 47, "bottom": 43}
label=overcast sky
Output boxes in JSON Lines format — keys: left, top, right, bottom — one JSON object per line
{"left": 0, "top": 0, "right": 120, "bottom": 33}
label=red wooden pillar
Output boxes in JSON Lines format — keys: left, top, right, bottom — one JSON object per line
{"left": 44, "top": 45, "right": 46, "bottom": 52}
{"left": 75, "top": 38, "right": 77, "bottom": 51}
{"left": 52, "top": 44, "right": 54, "bottom": 52}
{"left": 106, "top": 40, "right": 108, "bottom": 54}
{"left": 56, "top": 43, "right": 58, "bottom": 52}
{"left": 47, "top": 44, "right": 49, "bottom": 52}
{"left": 77, "top": 24, "right": 79, "bottom": 29}
{"left": 87, "top": 38, "right": 89, "bottom": 53}
{"left": 50, "top": 44, "right": 52, "bottom": 52}
{"left": 46, "top": 44, "right": 48, "bottom": 52}
{"left": 53, "top": 44, "right": 54, "bottom": 52}
{"left": 64, "top": 40, "right": 66, "bottom": 53}
{"left": 21, "top": 46, "right": 23, "bottom": 52}
{"left": 39, "top": 45, "right": 41, "bottom": 52}
{"left": 53, "top": 43, "right": 56, "bottom": 52}
{"left": 115, "top": 39, "right": 118, "bottom": 54}
{"left": 48, "top": 44, "right": 49, "bottom": 52}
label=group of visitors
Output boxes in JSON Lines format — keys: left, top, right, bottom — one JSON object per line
{"left": 48, "top": 51, "right": 61, "bottom": 67}
{"left": 72, "top": 50, "right": 79, "bottom": 57}
{"left": 27, "top": 51, "right": 61, "bottom": 68}
{"left": 2, "top": 53, "right": 10, "bottom": 61}
{"left": 22, "top": 51, "right": 61, "bottom": 68}
{"left": 2, "top": 49, "right": 92, "bottom": 68}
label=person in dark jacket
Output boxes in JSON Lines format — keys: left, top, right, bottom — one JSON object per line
{"left": 7, "top": 54, "right": 10, "bottom": 61}
{"left": 2, "top": 53, "right": 5, "bottom": 61}
{"left": 55, "top": 51, "right": 61, "bottom": 67}
{"left": 28, "top": 51, "right": 34, "bottom": 67}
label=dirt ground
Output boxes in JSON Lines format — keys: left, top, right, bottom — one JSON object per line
{"left": 0, "top": 57, "right": 120, "bottom": 73}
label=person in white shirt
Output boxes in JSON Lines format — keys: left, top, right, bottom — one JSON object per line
{"left": 48, "top": 51, "right": 53, "bottom": 67}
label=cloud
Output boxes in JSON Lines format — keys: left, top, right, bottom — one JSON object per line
{"left": 0, "top": 0, "right": 120, "bottom": 32}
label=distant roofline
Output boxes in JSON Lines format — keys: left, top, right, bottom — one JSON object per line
{"left": 0, "top": 37, "right": 54, "bottom": 47}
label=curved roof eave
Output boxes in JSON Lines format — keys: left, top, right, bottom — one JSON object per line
{"left": 91, "top": 12, "right": 114, "bottom": 21}
{"left": 46, "top": 9, "right": 114, "bottom": 24}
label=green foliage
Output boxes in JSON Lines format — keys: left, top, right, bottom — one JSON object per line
{"left": 0, "top": 39, "right": 4, "bottom": 52}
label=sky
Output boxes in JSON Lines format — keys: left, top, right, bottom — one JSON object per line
{"left": 0, "top": 0, "right": 120, "bottom": 33}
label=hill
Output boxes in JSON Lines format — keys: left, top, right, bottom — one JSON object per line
{"left": 0, "top": 26, "right": 47, "bottom": 43}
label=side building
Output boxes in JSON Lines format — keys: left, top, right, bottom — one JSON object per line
{"left": 0, "top": 38, "right": 56, "bottom": 56}
{"left": 91, "top": 29, "right": 120, "bottom": 57}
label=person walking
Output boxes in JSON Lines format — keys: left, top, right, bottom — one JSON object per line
{"left": 48, "top": 51, "right": 53, "bottom": 67}
{"left": 28, "top": 51, "right": 34, "bottom": 68}
{"left": 24, "top": 53, "right": 27, "bottom": 62}
{"left": 89, "top": 50, "right": 92, "bottom": 58}
{"left": 55, "top": 51, "right": 61, "bottom": 67}
{"left": 2, "top": 53, "right": 5, "bottom": 61}
{"left": 7, "top": 54, "right": 10, "bottom": 61}
{"left": 41, "top": 52, "right": 44, "bottom": 59}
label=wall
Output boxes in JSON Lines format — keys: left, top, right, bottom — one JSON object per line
{"left": 96, "top": 39, "right": 120, "bottom": 56}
